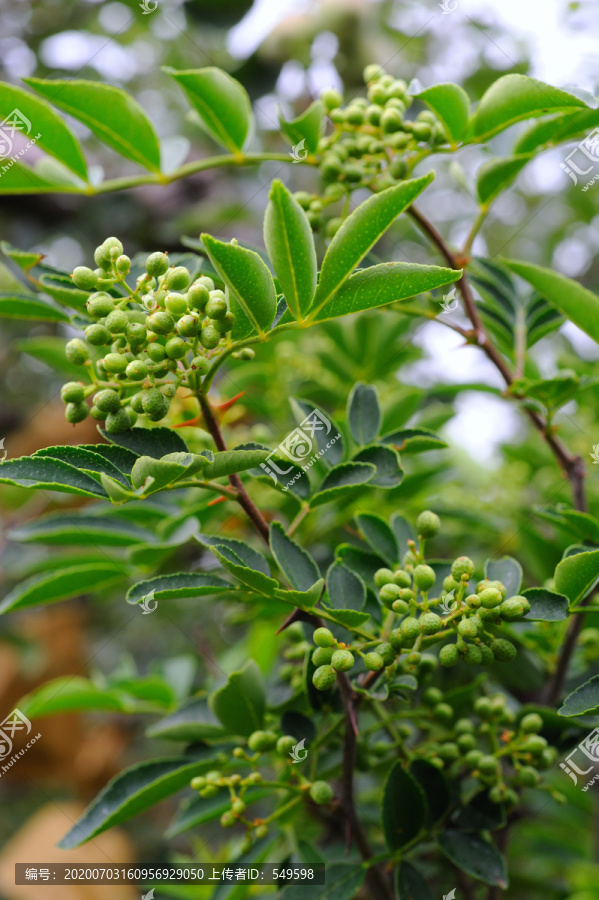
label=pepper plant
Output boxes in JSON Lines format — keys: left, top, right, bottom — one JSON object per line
{"left": 2, "top": 62, "right": 599, "bottom": 899}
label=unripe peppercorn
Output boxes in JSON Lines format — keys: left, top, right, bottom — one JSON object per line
{"left": 146, "top": 342, "right": 167, "bottom": 362}
{"left": 438, "top": 742, "right": 460, "bottom": 760}
{"left": 392, "top": 598, "right": 409, "bottom": 616}
{"left": 312, "top": 664, "right": 336, "bottom": 691}
{"left": 478, "top": 754, "right": 499, "bottom": 777}
{"left": 439, "top": 643, "right": 459, "bottom": 667}
{"left": 247, "top": 730, "right": 277, "bottom": 752}
{"left": 61, "top": 381, "right": 85, "bottom": 403}
{"left": 190, "top": 356, "right": 210, "bottom": 375}
{"left": 65, "top": 401, "right": 88, "bottom": 423}
{"left": 65, "top": 338, "right": 89, "bottom": 365}
{"left": 400, "top": 616, "right": 420, "bottom": 643}
{"left": 474, "top": 697, "right": 494, "bottom": 718}
{"left": 374, "top": 568, "right": 395, "bottom": 587}
{"left": 142, "top": 387, "right": 167, "bottom": 418}
{"left": 87, "top": 292, "right": 115, "bottom": 317}
{"left": 416, "top": 510, "right": 441, "bottom": 538}
{"left": 443, "top": 575, "right": 459, "bottom": 593}
{"left": 105, "top": 408, "right": 131, "bottom": 433}
{"left": 520, "top": 712, "right": 543, "bottom": 733}
{"left": 422, "top": 687, "right": 443, "bottom": 706}
{"left": 94, "top": 389, "right": 121, "bottom": 413}
{"left": 500, "top": 595, "right": 530, "bottom": 620}
{"left": 103, "top": 353, "right": 128, "bottom": 374}
{"left": 345, "top": 105, "right": 364, "bottom": 126}
{"left": 479, "top": 587, "right": 503, "bottom": 609}
{"left": 363, "top": 652, "right": 384, "bottom": 671}
{"left": 379, "top": 583, "right": 400, "bottom": 607}
{"left": 206, "top": 292, "right": 229, "bottom": 319}
{"left": 104, "top": 310, "right": 129, "bottom": 334}
{"left": 518, "top": 765, "right": 541, "bottom": 787}
{"left": 215, "top": 311, "right": 235, "bottom": 333}
{"left": 200, "top": 325, "right": 220, "bottom": 349}
{"left": 276, "top": 735, "right": 296, "bottom": 757}
{"left": 188, "top": 282, "right": 210, "bottom": 312}
{"left": 521, "top": 734, "right": 547, "bottom": 755}
{"left": 457, "top": 733, "right": 477, "bottom": 752}
{"left": 463, "top": 644, "right": 482, "bottom": 666}
{"left": 479, "top": 606, "right": 500, "bottom": 622}
{"left": 434, "top": 702, "right": 454, "bottom": 723}
{"left": 390, "top": 570, "right": 410, "bottom": 589}
{"left": 89, "top": 405, "right": 104, "bottom": 420}
{"left": 313, "top": 627, "right": 335, "bottom": 648}
{"left": 312, "top": 647, "right": 333, "bottom": 666}
{"left": 364, "top": 63, "right": 384, "bottom": 82}
{"left": 368, "top": 83, "right": 389, "bottom": 105}
{"left": 376, "top": 643, "right": 396, "bottom": 666}
{"left": 331, "top": 649, "right": 354, "bottom": 672}
{"left": 321, "top": 87, "right": 343, "bottom": 110}
{"left": 492, "top": 639, "right": 516, "bottom": 662}
{"left": 127, "top": 323, "right": 147, "bottom": 349}
{"left": 125, "top": 360, "right": 148, "bottom": 381}
{"left": 98, "top": 237, "right": 124, "bottom": 266}
{"left": 420, "top": 612, "right": 443, "bottom": 635}
{"left": 413, "top": 565, "right": 436, "bottom": 591}
{"left": 310, "top": 781, "right": 333, "bottom": 805}
{"left": 130, "top": 393, "right": 145, "bottom": 415}
{"left": 165, "top": 337, "right": 188, "bottom": 359}
{"left": 146, "top": 251, "right": 169, "bottom": 277}
{"left": 72, "top": 266, "right": 98, "bottom": 290}
{"left": 451, "top": 557, "right": 474, "bottom": 580}
{"left": 465, "top": 749, "right": 484, "bottom": 770}
{"left": 165, "top": 266, "right": 191, "bottom": 291}
{"left": 389, "top": 628, "right": 403, "bottom": 651}
{"left": 380, "top": 108, "right": 404, "bottom": 133}
{"left": 85, "top": 323, "right": 111, "bottom": 346}
{"left": 458, "top": 617, "right": 478, "bottom": 638}
{"left": 466, "top": 593, "right": 481, "bottom": 608}
{"left": 479, "top": 645, "right": 494, "bottom": 664}
{"left": 165, "top": 292, "right": 189, "bottom": 316}
{"left": 148, "top": 311, "right": 175, "bottom": 335}
{"left": 407, "top": 650, "right": 421, "bottom": 666}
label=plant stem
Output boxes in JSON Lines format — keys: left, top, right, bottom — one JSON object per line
{"left": 197, "top": 390, "right": 270, "bottom": 544}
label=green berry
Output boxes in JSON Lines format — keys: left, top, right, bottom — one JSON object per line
{"left": 368, "top": 83, "right": 389, "bottom": 105}
{"left": 125, "top": 360, "right": 148, "bottom": 381}
{"left": 247, "top": 730, "right": 277, "bottom": 752}
{"left": 521, "top": 734, "right": 547, "bottom": 755}
{"left": 331, "top": 649, "right": 355, "bottom": 672}
{"left": 326, "top": 217, "right": 344, "bottom": 238}
{"left": 457, "top": 617, "right": 478, "bottom": 638}
{"left": 61, "top": 381, "right": 85, "bottom": 403}
{"left": 380, "top": 107, "right": 403, "bottom": 133}
{"left": 105, "top": 408, "right": 131, "bottom": 433}
{"left": 451, "top": 557, "right": 474, "bottom": 580}
{"left": 400, "top": 616, "right": 420, "bottom": 644}
{"left": 176, "top": 315, "right": 199, "bottom": 338}
{"left": 165, "top": 292, "right": 189, "bottom": 316}
{"left": 64, "top": 401, "right": 88, "bottom": 423}
{"left": 98, "top": 237, "right": 124, "bottom": 266}
{"left": 392, "top": 598, "right": 409, "bottom": 615}
{"left": 422, "top": 687, "right": 443, "bottom": 706}
{"left": 165, "top": 266, "right": 191, "bottom": 291}
{"left": 407, "top": 650, "right": 421, "bottom": 666}
{"left": 520, "top": 712, "right": 543, "bottom": 733}
{"left": 126, "top": 323, "right": 147, "bottom": 349}
{"left": 363, "top": 652, "right": 384, "bottom": 671}
{"left": 103, "top": 353, "right": 127, "bottom": 374}
{"left": 200, "top": 325, "right": 220, "bottom": 349}
{"left": 94, "top": 389, "right": 121, "bottom": 413}
{"left": 276, "top": 735, "right": 296, "bottom": 756}
{"left": 104, "top": 310, "right": 128, "bottom": 334}
{"left": 500, "top": 595, "right": 530, "bottom": 620}
{"left": 479, "top": 644, "right": 495, "bottom": 665}
{"left": 321, "top": 88, "right": 343, "bottom": 110}
{"left": 443, "top": 575, "right": 459, "bottom": 593}
{"left": 379, "top": 583, "right": 400, "bottom": 607}
{"left": 85, "top": 323, "right": 111, "bottom": 346}
{"left": 376, "top": 643, "right": 396, "bottom": 666}
{"left": 416, "top": 510, "right": 441, "bottom": 538}
{"left": 146, "top": 251, "right": 169, "bottom": 277}
{"left": 215, "top": 311, "right": 236, "bottom": 333}
{"left": 413, "top": 565, "right": 436, "bottom": 591}
{"left": 478, "top": 754, "right": 499, "bottom": 776}
{"left": 420, "top": 612, "right": 443, "bottom": 635}
{"left": 457, "top": 733, "right": 477, "bottom": 752}
{"left": 479, "top": 587, "right": 503, "bottom": 609}
{"left": 115, "top": 254, "right": 130, "bottom": 275}
{"left": 389, "top": 629, "right": 403, "bottom": 651}
{"left": 130, "top": 393, "right": 145, "bottom": 415}
{"left": 374, "top": 568, "right": 395, "bottom": 588}
{"left": 518, "top": 765, "right": 540, "bottom": 787}
{"left": 463, "top": 644, "right": 482, "bottom": 666}
{"left": 72, "top": 266, "right": 98, "bottom": 290}
{"left": 165, "top": 337, "right": 188, "bottom": 359}
{"left": 146, "top": 342, "right": 167, "bottom": 362}
{"left": 205, "top": 293, "right": 228, "bottom": 319}
{"left": 191, "top": 356, "right": 210, "bottom": 375}
{"left": 434, "top": 702, "right": 454, "bottom": 723}
{"left": 312, "top": 664, "right": 336, "bottom": 691}
{"left": 474, "top": 697, "right": 493, "bottom": 719}
{"left": 466, "top": 593, "right": 481, "bottom": 608}
{"left": 89, "top": 405, "right": 104, "bottom": 420}
{"left": 148, "top": 311, "right": 175, "bottom": 335}
{"left": 312, "top": 647, "right": 333, "bottom": 666}
{"left": 313, "top": 627, "right": 335, "bottom": 648}
{"left": 87, "top": 292, "right": 115, "bottom": 317}
{"left": 309, "top": 780, "right": 333, "bottom": 805}
{"left": 439, "top": 643, "right": 459, "bottom": 667}
{"left": 65, "top": 338, "right": 89, "bottom": 365}
{"left": 492, "top": 639, "right": 517, "bottom": 662}
{"left": 188, "top": 282, "right": 210, "bottom": 312}
{"left": 142, "top": 387, "right": 167, "bottom": 418}
{"left": 438, "top": 742, "right": 460, "bottom": 760}
{"left": 479, "top": 606, "right": 500, "bottom": 622}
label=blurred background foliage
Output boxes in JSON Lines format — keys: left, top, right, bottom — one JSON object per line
{"left": 1, "top": 1, "right": 599, "bottom": 898}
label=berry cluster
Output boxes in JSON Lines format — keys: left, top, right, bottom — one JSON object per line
{"left": 293, "top": 65, "right": 447, "bottom": 236}
{"left": 61, "top": 237, "right": 251, "bottom": 432}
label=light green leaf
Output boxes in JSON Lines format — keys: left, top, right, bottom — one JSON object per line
{"left": 201, "top": 234, "right": 277, "bottom": 338}
{"left": 209, "top": 659, "right": 265, "bottom": 737}
{"left": 0, "top": 455, "right": 107, "bottom": 498}
{"left": 347, "top": 382, "right": 381, "bottom": 444}
{"left": 416, "top": 83, "right": 471, "bottom": 143}
{"left": 555, "top": 548, "right": 599, "bottom": 607}
{"left": 264, "top": 179, "right": 316, "bottom": 322}
{"left": 1, "top": 240, "right": 44, "bottom": 273}
{"left": 130, "top": 452, "right": 208, "bottom": 493}
{"left": 39, "top": 274, "right": 89, "bottom": 311}
{"left": 310, "top": 261, "right": 461, "bottom": 323}
{"left": 58, "top": 749, "right": 222, "bottom": 848}
{"left": 202, "top": 448, "right": 272, "bottom": 480}
{"left": 0, "top": 81, "right": 87, "bottom": 179}
{"left": 270, "top": 521, "right": 320, "bottom": 591}
{"left": 473, "top": 74, "right": 587, "bottom": 140}
{"left": 379, "top": 426, "right": 448, "bottom": 453}
{"left": 19, "top": 677, "right": 130, "bottom": 718}
{"left": 279, "top": 100, "right": 324, "bottom": 154}
{"left": 126, "top": 572, "right": 230, "bottom": 604}
{"left": 24, "top": 77, "right": 161, "bottom": 173}
{"left": 0, "top": 292, "right": 69, "bottom": 322}
{"left": 165, "top": 66, "right": 252, "bottom": 152}
{"left": 308, "top": 174, "right": 435, "bottom": 319}
{"left": 0, "top": 160, "right": 76, "bottom": 194}
{"left": 484, "top": 557, "right": 522, "bottom": 598}
{"left": 505, "top": 259, "right": 599, "bottom": 344}
{"left": 477, "top": 155, "right": 532, "bottom": 206}
{"left": 9, "top": 512, "right": 156, "bottom": 547}
{"left": 0, "top": 562, "right": 125, "bottom": 614}
{"left": 514, "top": 107, "right": 599, "bottom": 153}
{"left": 326, "top": 561, "right": 366, "bottom": 611}
{"left": 559, "top": 674, "right": 599, "bottom": 717}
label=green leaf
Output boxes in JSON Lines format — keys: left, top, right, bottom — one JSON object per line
{"left": 209, "top": 660, "right": 265, "bottom": 737}
{"left": 379, "top": 426, "right": 448, "bottom": 453}
{"left": 484, "top": 557, "right": 522, "bottom": 598}
{"left": 270, "top": 521, "right": 320, "bottom": 591}
{"left": 39, "top": 274, "right": 89, "bottom": 311}
{"left": 410, "top": 759, "right": 451, "bottom": 826}
{"left": 505, "top": 258, "right": 599, "bottom": 344}
{"left": 308, "top": 174, "right": 436, "bottom": 319}
{"left": 472, "top": 74, "right": 587, "bottom": 141}
{"left": 0, "top": 291, "right": 68, "bottom": 322}
{"left": 355, "top": 513, "right": 398, "bottom": 566}
{"left": 555, "top": 548, "right": 599, "bottom": 607}
{"left": 559, "top": 674, "right": 599, "bottom": 717}
{"left": 16, "top": 336, "right": 89, "bottom": 379}
{"left": 0, "top": 562, "right": 125, "bottom": 614}
{"left": 201, "top": 234, "right": 277, "bottom": 338}
{"left": 126, "top": 573, "right": 230, "bottom": 604}
{"left": 202, "top": 448, "right": 272, "bottom": 480}
{"left": 391, "top": 513, "right": 415, "bottom": 558}
{"left": 395, "top": 860, "right": 434, "bottom": 900}
{"left": 477, "top": 154, "right": 532, "bottom": 206}
{"left": 352, "top": 445, "right": 403, "bottom": 489}
{"left": 165, "top": 66, "right": 252, "bottom": 152}
{"left": 18, "top": 676, "right": 172, "bottom": 719}
{"left": 58, "top": 749, "right": 221, "bottom": 848}
{"left": 514, "top": 107, "right": 599, "bottom": 153}
{"left": 320, "top": 605, "right": 370, "bottom": 628}
{"left": 0, "top": 160, "right": 75, "bottom": 194}
{"left": 438, "top": 831, "right": 508, "bottom": 887}
{"left": 311, "top": 462, "right": 375, "bottom": 507}
{"left": 416, "top": 82, "right": 471, "bottom": 143}
{"left": 196, "top": 534, "right": 270, "bottom": 576}
{"left": 275, "top": 580, "right": 324, "bottom": 609}
{"left": 326, "top": 561, "right": 366, "bottom": 611}
{"left": 455, "top": 790, "right": 506, "bottom": 832}
{"left": 382, "top": 761, "right": 427, "bottom": 850}
{"left": 279, "top": 100, "right": 324, "bottom": 154}
{"left": 0, "top": 82, "right": 87, "bottom": 179}
{"left": 281, "top": 864, "right": 364, "bottom": 900}
{"left": 289, "top": 397, "right": 344, "bottom": 466}
{"left": 311, "top": 261, "right": 461, "bottom": 323}
{"left": 35, "top": 444, "right": 129, "bottom": 485}
{"left": 100, "top": 426, "right": 189, "bottom": 459}
{"left": 0, "top": 455, "right": 107, "bottom": 498}
{"left": 536, "top": 505, "right": 599, "bottom": 543}
{"left": 347, "top": 382, "right": 381, "bottom": 444}
{"left": 264, "top": 180, "right": 316, "bottom": 322}
{"left": 130, "top": 452, "right": 208, "bottom": 494}
{"left": 167, "top": 787, "right": 267, "bottom": 837}
{"left": 9, "top": 512, "right": 156, "bottom": 547}
{"left": 1, "top": 240, "right": 44, "bottom": 273}
{"left": 147, "top": 696, "right": 227, "bottom": 742}
{"left": 24, "top": 77, "right": 161, "bottom": 173}
{"left": 521, "top": 587, "right": 569, "bottom": 621}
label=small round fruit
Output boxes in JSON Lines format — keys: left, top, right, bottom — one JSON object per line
{"left": 413, "top": 565, "right": 436, "bottom": 591}
{"left": 65, "top": 338, "right": 89, "bottom": 365}
{"left": 479, "top": 587, "right": 504, "bottom": 609}
{"left": 451, "top": 557, "right": 474, "bottom": 580}
{"left": 200, "top": 325, "right": 220, "bottom": 349}
{"left": 379, "top": 583, "right": 400, "bottom": 607}
{"left": 148, "top": 311, "right": 175, "bottom": 335}
{"left": 206, "top": 295, "right": 228, "bottom": 319}
{"left": 500, "top": 596, "right": 530, "bottom": 620}
{"left": 374, "top": 568, "right": 395, "bottom": 587}
{"left": 188, "top": 282, "right": 210, "bottom": 311}
{"left": 376, "top": 643, "right": 396, "bottom": 666}
{"left": 465, "top": 749, "right": 484, "bottom": 770}
{"left": 165, "top": 292, "right": 189, "bottom": 316}
{"left": 463, "top": 644, "right": 482, "bottom": 666}
{"left": 105, "top": 408, "right": 131, "bottom": 433}
{"left": 94, "top": 389, "right": 121, "bottom": 413}
{"left": 420, "top": 612, "right": 443, "bottom": 635}
{"left": 331, "top": 649, "right": 355, "bottom": 672}
{"left": 518, "top": 765, "right": 541, "bottom": 787}
{"left": 165, "top": 337, "right": 188, "bottom": 359}
{"left": 457, "top": 733, "right": 477, "bottom": 752}
{"left": 146, "top": 251, "right": 169, "bottom": 277}
{"left": 247, "top": 730, "right": 277, "bottom": 752}
{"left": 146, "top": 342, "right": 167, "bottom": 363}
{"left": 72, "top": 266, "right": 97, "bottom": 290}
{"left": 520, "top": 712, "right": 543, "bottom": 733}
{"left": 443, "top": 575, "right": 459, "bottom": 593}
{"left": 177, "top": 315, "right": 199, "bottom": 337}
{"left": 479, "top": 644, "right": 495, "bottom": 664}
{"left": 312, "top": 665, "right": 336, "bottom": 691}
{"left": 321, "top": 87, "right": 343, "bottom": 109}
{"left": 312, "top": 647, "right": 333, "bottom": 666}
{"left": 313, "top": 627, "right": 335, "bottom": 648}
{"left": 422, "top": 687, "right": 443, "bottom": 706}
{"left": 478, "top": 754, "right": 499, "bottom": 777}
{"left": 309, "top": 781, "right": 333, "bottom": 805}
{"left": 191, "top": 356, "right": 210, "bottom": 375}
{"left": 400, "top": 616, "right": 420, "bottom": 643}
{"left": 130, "top": 392, "right": 145, "bottom": 415}
{"left": 458, "top": 617, "right": 478, "bottom": 638}
{"left": 142, "top": 387, "right": 167, "bottom": 418}
{"left": 439, "top": 643, "right": 459, "bottom": 667}
{"left": 87, "top": 292, "right": 115, "bottom": 317}
{"left": 165, "top": 266, "right": 191, "bottom": 291}
{"left": 127, "top": 323, "right": 147, "bottom": 348}
{"left": 65, "top": 401, "right": 88, "bottom": 423}
{"left": 363, "top": 652, "right": 384, "bottom": 671}
{"left": 416, "top": 510, "right": 441, "bottom": 537}
{"left": 434, "top": 702, "right": 454, "bottom": 723}
{"left": 492, "top": 639, "right": 517, "bottom": 662}
{"left": 85, "top": 324, "right": 111, "bottom": 346}
{"left": 521, "top": 734, "right": 547, "bottom": 755}
{"left": 105, "top": 310, "right": 129, "bottom": 333}
{"left": 103, "top": 353, "right": 128, "bottom": 374}
{"left": 125, "top": 360, "right": 148, "bottom": 381}
{"left": 96, "top": 237, "right": 123, "bottom": 267}
{"left": 61, "top": 381, "right": 85, "bottom": 403}
{"left": 389, "top": 629, "right": 403, "bottom": 651}
{"left": 392, "top": 598, "right": 409, "bottom": 616}
{"left": 276, "top": 735, "right": 297, "bottom": 756}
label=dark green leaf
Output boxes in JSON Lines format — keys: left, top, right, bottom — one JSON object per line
{"left": 311, "top": 462, "right": 375, "bottom": 507}
{"left": 209, "top": 660, "right": 265, "bottom": 737}
{"left": 289, "top": 397, "right": 344, "bottom": 466}
{"left": 166, "top": 66, "right": 252, "bottom": 152}
{"left": 270, "top": 521, "right": 320, "bottom": 591}
{"left": 410, "top": 759, "right": 451, "bottom": 825}
{"left": 559, "top": 674, "right": 599, "bottom": 717}
{"left": 391, "top": 514, "right": 414, "bottom": 558}
{"left": 521, "top": 587, "right": 569, "bottom": 621}
{"left": 347, "top": 382, "right": 380, "bottom": 444}
{"left": 355, "top": 513, "right": 398, "bottom": 565}
{"left": 352, "top": 445, "right": 403, "bottom": 489}
{"left": 395, "top": 860, "right": 434, "bottom": 900}
{"left": 281, "top": 864, "right": 364, "bottom": 900}
{"left": 320, "top": 605, "right": 370, "bottom": 628}
{"left": 100, "top": 426, "right": 189, "bottom": 459}
{"left": 382, "top": 762, "right": 427, "bottom": 850}
{"left": 455, "top": 790, "right": 506, "bottom": 831}
{"left": 0, "top": 455, "right": 106, "bottom": 498}
{"left": 0, "top": 563, "right": 126, "bottom": 614}
{"left": 35, "top": 444, "right": 129, "bottom": 485}
{"left": 437, "top": 831, "right": 508, "bottom": 887}
{"left": 326, "top": 561, "right": 366, "bottom": 611}
{"left": 264, "top": 179, "right": 316, "bottom": 322}
{"left": 416, "top": 82, "right": 471, "bottom": 143}
{"left": 126, "top": 573, "right": 230, "bottom": 604}
{"left": 9, "top": 513, "right": 156, "bottom": 547}
{"left": 196, "top": 534, "right": 270, "bottom": 576}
